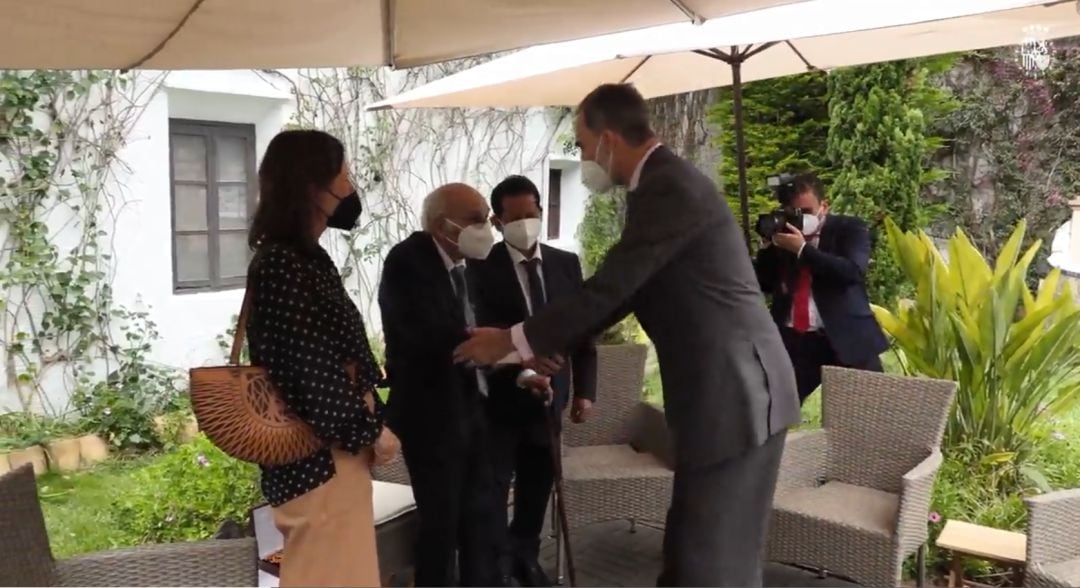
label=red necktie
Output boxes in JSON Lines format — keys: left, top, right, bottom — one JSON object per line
{"left": 792, "top": 267, "right": 812, "bottom": 333}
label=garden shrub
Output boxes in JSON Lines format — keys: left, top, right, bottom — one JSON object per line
{"left": 111, "top": 435, "right": 261, "bottom": 543}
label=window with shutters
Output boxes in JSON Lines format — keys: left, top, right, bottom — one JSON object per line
{"left": 169, "top": 120, "right": 257, "bottom": 293}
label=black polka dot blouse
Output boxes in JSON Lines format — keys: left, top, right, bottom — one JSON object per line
{"left": 246, "top": 241, "right": 385, "bottom": 507}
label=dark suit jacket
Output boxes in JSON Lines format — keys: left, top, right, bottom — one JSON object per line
{"left": 521, "top": 146, "right": 801, "bottom": 468}
{"left": 378, "top": 231, "right": 484, "bottom": 458}
{"left": 470, "top": 242, "right": 598, "bottom": 442}
{"left": 754, "top": 214, "right": 889, "bottom": 366}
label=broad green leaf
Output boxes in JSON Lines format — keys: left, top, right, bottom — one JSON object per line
{"left": 992, "top": 220, "right": 1027, "bottom": 280}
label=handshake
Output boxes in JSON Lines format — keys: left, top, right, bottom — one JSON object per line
{"left": 454, "top": 327, "right": 592, "bottom": 423}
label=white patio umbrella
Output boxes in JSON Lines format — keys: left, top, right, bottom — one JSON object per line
{"left": 0, "top": 0, "right": 803, "bottom": 70}
{"left": 366, "top": 0, "right": 1080, "bottom": 244}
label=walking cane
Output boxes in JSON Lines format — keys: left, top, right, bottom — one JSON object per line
{"left": 544, "top": 393, "right": 578, "bottom": 587}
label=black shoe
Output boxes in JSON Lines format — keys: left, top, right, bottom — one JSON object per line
{"left": 513, "top": 560, "right": 553, "bottom": 587}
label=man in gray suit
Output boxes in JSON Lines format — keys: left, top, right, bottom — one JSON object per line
{"left": 454, "top": 83, "right": 801, "bottom": 587}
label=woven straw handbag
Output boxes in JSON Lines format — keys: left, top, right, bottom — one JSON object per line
{"left": 189, "top": 285, "right": 321, "bottom": 466}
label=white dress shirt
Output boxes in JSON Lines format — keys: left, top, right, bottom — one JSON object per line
{"left": 510, "top": 143, "right": 662, "bottom": 361}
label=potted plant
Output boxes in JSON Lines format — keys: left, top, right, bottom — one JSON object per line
{"left": 153, "top": 410, "right": 200, "bottom": 445}
{"left": 77, "top": 433, "right": 110, "bottom": 466}
{"left": 0, "top": 413, "right": 50, "bottom": 476}
{"left": 44, "top": 420, "right": 84, "bottom": 473}
{"left": 7, "top": 440, "right": 48, "bottom": 476}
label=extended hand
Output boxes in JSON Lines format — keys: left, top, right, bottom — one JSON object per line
{"left": 772, "top": 223, "right": 806, "bottom": 254}
{"left": 373, "top": 426, "right": 400, "bottom": 466}
{"left": 571, "top": 398, "right": 593, "bottom": 423}
{"left": 524, "top": 355, "right": 565, "bottom": 376}
{"left": 453, "top": 327, "right": 514, "bottom": 366}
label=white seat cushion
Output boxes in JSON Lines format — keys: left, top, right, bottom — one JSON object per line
{"left": 774, "top": 481, "right": 898, "bottom": 536}
{"left": 372, "top": 480, "right": 416, "bottom": 526}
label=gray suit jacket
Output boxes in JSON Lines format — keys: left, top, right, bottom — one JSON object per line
{"left": 523, "top": 146, "right": 800, "bottom": 467}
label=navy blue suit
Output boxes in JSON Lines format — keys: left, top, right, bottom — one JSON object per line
{"left": 755, "top": 214, "right": 888, "bottom": 402}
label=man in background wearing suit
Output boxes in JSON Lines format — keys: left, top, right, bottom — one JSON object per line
{"left": 755, "top": 172, "right": 889, "bottom": 404}
{"left": 453, "top": 83, "right": 801, "bottom": 587}
{"left": 378, "top": 183, "right": 503, "bottom": 587}
{"left": 471, "top": 175, "right": 598, "bottom": 587}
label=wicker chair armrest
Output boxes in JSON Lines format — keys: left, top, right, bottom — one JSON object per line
{"left": 776, "top": 429, "right": 828, "bottom": 491}
{"left": 55, "top": 538, "right": 257, "bottom": 587}
{"left": 1026, "top": 488, "right": 1080, "bottom": 565}
{"left": 629, "top": 402, "right": 673, "bottom": 468}
{"left": 895, "top": 449, "right": 942, "bottom": 551}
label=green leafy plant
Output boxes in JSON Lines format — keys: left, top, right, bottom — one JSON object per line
{"left": 576, "top": 189, "right": 642, "bottom": 345}
{"left": 110, "top": 435, "right": 261, "bottom": 544}
{"left": 0, "top": 412, "right": 83, "bottom": 450}
{"left": 73, "top": 307, "right": 186, "bottom": 451}
{"left": 827, "top": 57, "right": 958, "bottom": 305}
{"left": 708, "top": 70, "right": 831, "bottom": 251}
{"left": 872, "top": 219, "right": 1080, "bottom": 482}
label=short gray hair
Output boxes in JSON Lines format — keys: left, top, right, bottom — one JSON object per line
{"left": 421, "top": 186, "right": 449, "bottom": 232}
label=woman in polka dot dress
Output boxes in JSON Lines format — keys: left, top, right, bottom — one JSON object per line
{"left": 245, "top": 130, "right": 400, "bottom": 587}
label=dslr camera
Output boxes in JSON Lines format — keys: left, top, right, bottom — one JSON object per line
{"left": 755, "top": 173, "right": 802, "bottom": 240}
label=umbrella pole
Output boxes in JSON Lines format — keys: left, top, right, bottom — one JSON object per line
{"left": 730, "top": 56, "right": 752, "bottom": 250}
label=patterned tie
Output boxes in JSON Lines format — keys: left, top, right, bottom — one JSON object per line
{"left": 792, "top": 267, "right": 813, "bottom": 333}
{"left": 523, "top": 258, "right": 546, "bottom": 315}
{"left": 450, "top": 265, "right": 488, "bottom": 396}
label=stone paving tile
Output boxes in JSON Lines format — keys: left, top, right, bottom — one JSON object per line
{"left": 537, "top": 520, "right": 858, "bottom": 587}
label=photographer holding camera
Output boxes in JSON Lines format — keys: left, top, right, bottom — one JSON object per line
{"left": 754, "top": 172, "right": 888, "bottom": 404}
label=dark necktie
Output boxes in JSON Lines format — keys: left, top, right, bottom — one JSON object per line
{"left": 450, "top": 265, "right": 487, "bottom": 396}
{"left": 523, "top": 258, "right": 546, "bottom": 316}
{"left": 450, "top": 266, "right": 474, "bottom": 325}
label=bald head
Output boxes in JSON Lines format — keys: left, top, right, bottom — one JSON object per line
{"left": 423, "top": 183, "right": 490, "bottom": 259}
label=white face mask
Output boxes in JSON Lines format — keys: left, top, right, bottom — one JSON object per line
{"left": 580, "top": 136, "right": 615, "bottom": 193}
{"left": 446, "top": 219, "right": 495, "bottom": 259}
{"left": 502, "top": 218, "right": 542, "bottom": 251}
{"left": 801, "top": 212, "right": 823, "bottom": 236}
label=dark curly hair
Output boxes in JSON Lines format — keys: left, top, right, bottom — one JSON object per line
{"left": 248, "top": 130, "right": 345, "bottom": 250}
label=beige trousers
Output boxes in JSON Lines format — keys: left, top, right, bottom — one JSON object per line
{"left": 271, "top": 448, "right": 380, "bottom": 587}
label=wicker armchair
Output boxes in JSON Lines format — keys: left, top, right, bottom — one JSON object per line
{"left": 1026, "top": 488, "right": 1080, "bottom": 587}
{"left": 767, "top": 366, "right": 956, "bottom": 588}
{"left": 0, "top": 464, "right": 257, "bottom": 587}
{"left": 560, "top": 343, "right": 673, "bottom": 532}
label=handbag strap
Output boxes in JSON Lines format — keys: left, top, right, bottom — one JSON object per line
{"left": 230, "top": 249, "right": 262, "bottom": 366}
{"left": 230, "top": 285, "right": 254, "bottom": 366}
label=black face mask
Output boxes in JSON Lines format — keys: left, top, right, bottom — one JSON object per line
{"left": 327, "top": 190, "right": 362, "bottom": 230}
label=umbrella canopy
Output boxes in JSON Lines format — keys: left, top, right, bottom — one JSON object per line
{"left": 0, "top": 0, "right": 803, "bottom": 70}
{"left": 367, "top": 0, "right": 1080, "bottom": 109}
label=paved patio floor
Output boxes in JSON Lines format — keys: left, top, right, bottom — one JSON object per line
{"left": 537, "top": 520, "right": 858, "bottom": 587}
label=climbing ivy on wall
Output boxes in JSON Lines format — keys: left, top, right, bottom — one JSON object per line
{"left": 0, "top": 70, "right": 181, "bottom": 421}
{"left": 933, "top": 43, "right": 1080, "bottom": 280}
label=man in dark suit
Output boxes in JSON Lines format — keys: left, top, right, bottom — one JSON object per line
{"left": 755, "top": 172, "right": 889, "bottom": 404}
{"left": 378, "top": 183, "right": 503, "bottom": 587}
{"left": 470, "top": 175, "right": 598, "bottom": 587}
{"left": 453, "top": 83, "right": 801, "bottom": 587}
